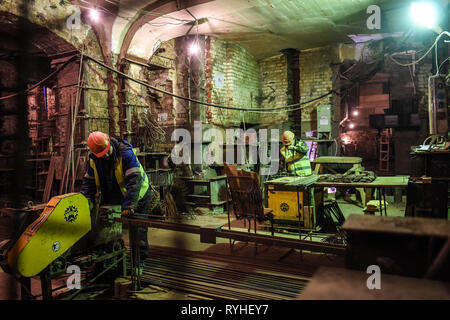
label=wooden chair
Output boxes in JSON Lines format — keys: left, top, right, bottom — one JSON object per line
{"left": 223, "top": 164, "right": 274, "bottom": 239}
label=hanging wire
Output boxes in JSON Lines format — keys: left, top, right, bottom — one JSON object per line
{"left": 0, "top": 56, "right": 78, "bottom": 101}
{"left": 389, "top": 31, "right": 450, "bottom": 69}
{"left": 86, "top": 53, "right": 336, "bottom": 113}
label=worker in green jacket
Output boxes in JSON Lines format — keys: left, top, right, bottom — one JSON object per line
{"left": 280, "top": 131, "right": 312, "bottom": 176}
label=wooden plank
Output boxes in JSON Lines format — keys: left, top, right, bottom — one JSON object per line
{"left": 343, "top": 214, "right": 450, "bottom": 238}
{"left": 299, "top": 267, "right": 450, "bottom": 300}
{"left": 267, "top": 175, "right": 409, "bottom": 187}
{"left": 42, "top": 156, "right": 57, "bottom": 203}
{"left": 265, "top": 176, "right": 302, "bottom": 185}
{"left": 313, "top": 175, "right": 409, "bottom": 187}
{"left": 313, "top": 156, "right": 362, "bottom": 164}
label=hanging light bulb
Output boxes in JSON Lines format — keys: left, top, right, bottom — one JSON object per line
{"left": 188, "top": 42, "right": 200, "bottom": 55}
{"left": 89, "top": 7, "right": 100, "bottom": 22}
{"left": 349, "top": 123, "right": 355, "bottom": 129}
{"left": 352, "top": 110, "right": 359, "bottom": 116}
{"left": 411, "top": 2, "right": 437, "bottom": 30}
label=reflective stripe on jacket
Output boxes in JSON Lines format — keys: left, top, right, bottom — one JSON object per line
{"left": 83, "top": 137, "right": 149, "bottom": 209}
{"left": 89, "top": 150, "right": 149, "bottom": 200}
{"left": 280, "top": 140, "right": 312, "bottom": 176}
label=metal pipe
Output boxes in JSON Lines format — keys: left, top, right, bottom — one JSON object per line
{"left": 119, "top": 217, "right": 345, "bottom": 255}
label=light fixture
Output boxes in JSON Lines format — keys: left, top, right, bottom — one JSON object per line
{"left": 188, "top": 42, "right": 200, "bottom": 55}
{"left": 89, "top": 7, "right": 100, "bottom": 22}
{"left": 352, "top": 110, "right": 359, "bottom": 116}
{"left": 349, "top": 123, "right": 355, "bottom": 129}
{"left": 410, "top": 1, "right": 437, "bottom": 30}
{"left": 327, "top": 187, "right": 337, "bottom": 194}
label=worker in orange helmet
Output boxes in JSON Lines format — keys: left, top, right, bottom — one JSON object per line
{"left": 81, "top": 131, "right": 152, "bottom": 273}
{"left": 280, "top": 130, "right": 312, "bottom": 176}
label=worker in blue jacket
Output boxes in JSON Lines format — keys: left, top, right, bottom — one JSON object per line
{"left": 81, "top": 131, "right": 152, "bottom": 270}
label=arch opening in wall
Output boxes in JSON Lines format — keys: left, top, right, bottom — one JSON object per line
{"left": 0, "top": 11, "right": 81, "bottom": 206}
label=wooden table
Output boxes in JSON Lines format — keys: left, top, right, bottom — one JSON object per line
{"left": 313, "top": 176, "right": 409, "bottom": 188}
{"left": 313, "top": 176, "right": 409, "bottom": 216}
{"left": 313, "top": 175, "right": 410, "bottom": 216}
{"left": 266, "top": 175, "right": 409, "bottom": 216}
{"left": 313, "top": 156, "right": 362, "bottom": 174}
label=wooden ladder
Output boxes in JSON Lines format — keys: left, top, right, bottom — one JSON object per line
{"left": 379, "top": 129, "right": 390, "bottom": 172}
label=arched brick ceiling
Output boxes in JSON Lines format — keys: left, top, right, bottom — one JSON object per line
{"left": 112, "top": 0, "right": 212, "bottom": 64}
{"left": 0, "top": 11, "right": 76, "bottom": 56}
{"left": 110, "top": 0, "right": 416, "bottom": 62}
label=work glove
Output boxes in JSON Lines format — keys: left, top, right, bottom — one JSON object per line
{"left": 122, "top": 208, "right": 135, "bottom": 216}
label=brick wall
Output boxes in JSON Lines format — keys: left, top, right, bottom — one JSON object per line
{"left": 259, "top": 54, "right": 289, "bottom": 128}
{"left": 209, "top": 38, "right": 229, "bottom": 126}
{"left": 299, "top": 46, "right": 334, "bottom": 133}
{"left": 208, "top": 38, "right": 260, "bottom": 126}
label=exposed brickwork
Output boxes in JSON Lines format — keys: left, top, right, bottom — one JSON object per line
{"left": 299, "top": 46, "right": 334, "bottom": 133}
{"left": 209, "top": 38, "right": 229, "bottom": 126}
{"left": 259, "top": 54, "right": 289, "bottom": 127}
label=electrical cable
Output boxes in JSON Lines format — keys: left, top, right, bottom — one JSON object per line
{"left": 0, "top": 55, "right": 78, "bottom": 101}
{"left": 84, "top": 53, "right": 334, "bottom": 112}
{"left": 437, "top": 56, "right": 450, "bottom": 73}
{"left": 389, "top": 31, "right": 450, "bottom": 67}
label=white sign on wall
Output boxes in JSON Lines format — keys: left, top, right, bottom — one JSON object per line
{"left": 158, "top": 113, "right": 168, "bottom": 121}
{"left": 214, "top": 72, "right": 225, "bottom": 88}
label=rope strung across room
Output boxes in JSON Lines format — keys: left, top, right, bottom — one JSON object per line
{"left": 0, "top": 53, "right": 334, "bottom": 113}
{"left": 0, "top": 55, "right": 79, "bottom": 101}
{"left": 84, "top": 54, "right": 334, "bottom": 113}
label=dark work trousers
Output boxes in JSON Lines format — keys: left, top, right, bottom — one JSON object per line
{"left": 132, "top": 187, "right": 153, "bottom": 262}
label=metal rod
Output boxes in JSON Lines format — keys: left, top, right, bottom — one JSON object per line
{"left": 118, "top": 217, "right": 345, "bottom": 255}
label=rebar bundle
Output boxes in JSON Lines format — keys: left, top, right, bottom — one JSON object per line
{"left": 137, "top": 248, "right": 310, "bottom": 300}
{"left": 159, "top": 189, "right": 178, "bottom": 217}
{"left": 140, "top": 108, "right": 166, "bottom": 150}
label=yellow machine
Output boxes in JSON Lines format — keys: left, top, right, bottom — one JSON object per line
{"left": 7, "top": 193, "right": 91, "bottom": 277}
{"left": 265, "top": 177, "right": 323, "bottom": 229}
{"left": 0, "top": 192, "right": 127, "bottom": 300}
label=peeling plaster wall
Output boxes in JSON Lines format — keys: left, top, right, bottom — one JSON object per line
{"left": 0, "top": 1, "right": 103, "bottom": 60}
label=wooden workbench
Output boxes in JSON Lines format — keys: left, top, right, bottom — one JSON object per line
{"left": 265, "top": 175, "right": 410, "bottom": 216}
{"left": 313, "top": 156, "right": 363, "bottom": 164}
{"left": 313, "top": 156, "right": 362, "bottom": 174}
{"left": 314, "top": 175, "right": 409, "bottom": 215}
{"left": 266, "top": 175, "right": 409, "bottom": 188}
{"left": 313, "top": 175, "right": 409, "bottom": 188}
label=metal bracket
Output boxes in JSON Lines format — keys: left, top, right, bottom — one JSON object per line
{"left": 200, "top": 225, "right": 222, "bottom": 244}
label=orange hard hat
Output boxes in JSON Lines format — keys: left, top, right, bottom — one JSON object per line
{"left": 88, "top": 131, "right": 110, "bottom": 158}
{"left": 281, "top": 131, "right": 295, "bottom": 146}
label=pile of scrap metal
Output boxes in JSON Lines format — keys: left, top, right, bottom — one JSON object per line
{"left": 317, "top": 166, "right": 376, "bottom": 183}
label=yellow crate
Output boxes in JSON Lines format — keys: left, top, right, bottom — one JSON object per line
{"left": 267, "top": 186, "right": 317, "bottom": 228}
{"left": 268, "top": 189, "right": 302, "bottom": 222}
